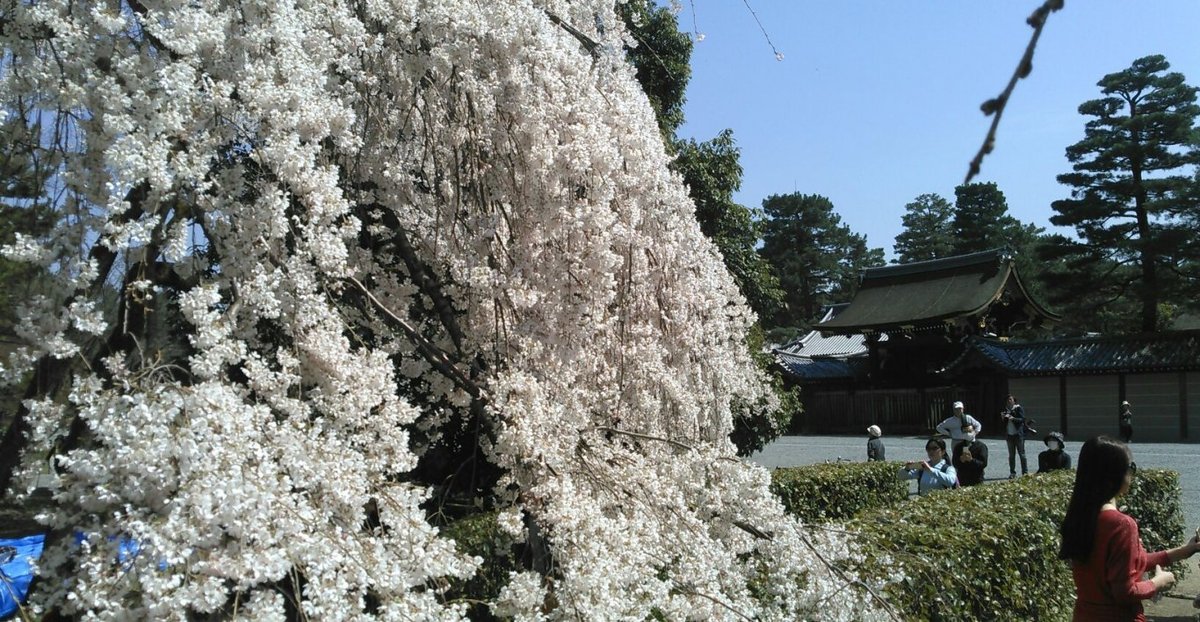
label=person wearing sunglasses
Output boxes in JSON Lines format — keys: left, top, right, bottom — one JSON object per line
{"left": 1059, "top": 436, "right": 1200, "bottom": 621}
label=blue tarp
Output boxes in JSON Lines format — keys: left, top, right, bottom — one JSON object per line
{"left": 0, "top": 534, "right": 45, "bottom": 620}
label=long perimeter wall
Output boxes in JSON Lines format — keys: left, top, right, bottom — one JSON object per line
{"left": 1010, "top": 372, "right": 1199, "bottom": 443}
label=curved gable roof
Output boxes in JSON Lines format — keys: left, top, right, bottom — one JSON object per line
{"left": 816, "top": 249, "right": 1057, "bottom": 333}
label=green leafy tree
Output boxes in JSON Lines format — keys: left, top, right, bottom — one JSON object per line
{"left": 1046, "top": 54, "right": 1200, "bottom": 333}
{"left": 674, "top": 130, "right": 782, "bottom": 318}
{"left": 759, "top": 193, "right": 884, "bottom": 333}
{"left": 893, "top": 193, "right": 954, "bottom": 263}
{"left": 618, "top": 0, "right": 692, "bottom": 142}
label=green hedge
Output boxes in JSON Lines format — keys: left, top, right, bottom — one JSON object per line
{"left": 1122, "top": 467, "right": 1188, "bottom": 569}
{"left": 770, "top": 461, "right": 909, "bottom": 524}
{"left": 842, "top": 468, "right": 1186, "bottom": 622}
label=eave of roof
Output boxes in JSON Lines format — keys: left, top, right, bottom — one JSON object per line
{"left": 948, "top": 331, "right": 1200, "bottom": 376}
{"left": 774, "top": 354, "right": 866, "bottom": 380}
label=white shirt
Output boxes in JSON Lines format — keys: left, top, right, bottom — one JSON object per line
{"left": 936, "top": 413, "right": 983, "bottom": 441}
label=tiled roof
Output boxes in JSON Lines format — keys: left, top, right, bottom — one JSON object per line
{"left": 956, "top": 331, "right": 1200, "bottom": 376}
{"left": 816, "top": 249, "right": 1058, "bottom": 333}
{"left": 775, "top": 352, "right": 866, "bottom": 380}
{"left": 772, "top": 305, "right": 881, "bottom": 360}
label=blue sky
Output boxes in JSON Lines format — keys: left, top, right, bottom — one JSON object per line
{"left": 676, "top": 2, "right": 1200, "bottom": 259}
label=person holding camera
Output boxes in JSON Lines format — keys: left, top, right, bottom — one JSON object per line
{"left": 1001, "top": 394, "right": 1028, "bottom": 479}
{"left": 898, "top": 438, "right": 958, "bottom": 495}
{"left": 951, "top": 423, "right": 988, "bottom": 486}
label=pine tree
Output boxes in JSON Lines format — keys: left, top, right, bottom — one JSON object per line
{"left": 893, "top": 193, "right": 954, "bottom": 263}
{"left": 759, "top": 193, "right": 883, "bottom": 332}
{"left": 952, "top": 182, "right": 1017, "bottom": 254}
{"left": 1047, "top": 55, "right": 1200, "bottom": 332}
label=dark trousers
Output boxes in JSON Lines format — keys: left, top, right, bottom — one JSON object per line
{"left": 1007, "top": 435, "right": 1027, "bottom": 475}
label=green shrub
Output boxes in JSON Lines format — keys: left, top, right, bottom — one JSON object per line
{"left": 770, "top": 461, "right": 909, "bottom": 524}
{"left": 1121, "top": 467, "right": 1188, "bottom": 577}
{"left": 843, "top": 468, "right": 1186, "bottom": 622}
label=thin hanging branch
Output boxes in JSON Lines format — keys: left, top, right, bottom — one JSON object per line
{"left": 345, "top": 276, "right": 483, "bottom": 401}
{"left": 964, "top": 0, "right": 1065, "bottom": 184}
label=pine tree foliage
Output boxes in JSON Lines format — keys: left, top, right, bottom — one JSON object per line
{"left": 951, "top": 182, "right": 1020, "bottom": 255}
{"left": 1046, "top": 54, "right": 1200, "bottom": 333}
{"left": 0, "top": 1, "right": 887, "bottom": 619}
{"left": 893, "top": 193, "right": 954, "bottom": 263}
{"left": 759, "top": 193, "right": 884, "bottom": 333}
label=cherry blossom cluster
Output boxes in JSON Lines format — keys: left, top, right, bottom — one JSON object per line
{"left": 1, "top": 0, "right": 892, "bottom": 619}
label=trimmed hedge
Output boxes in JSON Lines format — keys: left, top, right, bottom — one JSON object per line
{"left": 1123, "top": 467, "right": 1188, "bottom": 571}
{"left": 770, "top": 461, "right": 909, "bottom": 524}
{"left": 438, "top": 467, "right": 1186, "bottom": 620}
{"left": 842, "top": 468, "right": 1186, "bottom": 622}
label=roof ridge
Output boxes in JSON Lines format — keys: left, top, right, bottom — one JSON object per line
{"left": 862, "top": 248, "right": 1011, "bottom": 281}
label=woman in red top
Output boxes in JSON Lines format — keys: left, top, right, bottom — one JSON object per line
{"left": 1058, "top": 436, "right": 1200, "bottom": 621}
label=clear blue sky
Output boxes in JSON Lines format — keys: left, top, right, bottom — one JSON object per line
{"left": 676, "top": 1, "right": 1200, "bottom": 259}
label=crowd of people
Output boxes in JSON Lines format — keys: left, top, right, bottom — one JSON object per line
{"left": 867, "top": 396, "right": 1196, "bottom": 620}
{"left": 879, "top": 395, "right": 1071, "bottom": 494}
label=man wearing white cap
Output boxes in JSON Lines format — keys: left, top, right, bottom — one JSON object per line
{"left": 935, "top": 401, "right": 982, "bottom": 442}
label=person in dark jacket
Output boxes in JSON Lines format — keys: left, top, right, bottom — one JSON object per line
{"left": 1001, "top": 394, "right": 1028, "bottom": 478}
{"left": 951, "top": 423, "right": 988, "bottom": 486}
{"left": 866, "top": 425, "right": 885, "bottom": 461}
{"left": 1119, "top": 400, "right": 1134, "bottom": 442}
{"left": 1038, "top": 431, "right": 1072, "bottom": 473}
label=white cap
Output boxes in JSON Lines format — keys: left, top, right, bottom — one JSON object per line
{"left": 952, "top": 401, "right": 964, "bottom": 409}
{"left": 867, "top": 425, "right": 882, "bottom": 437}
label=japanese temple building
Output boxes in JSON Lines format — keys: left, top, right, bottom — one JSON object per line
{"left": 775, "top": 249, "right": 1200, "bottom": 441}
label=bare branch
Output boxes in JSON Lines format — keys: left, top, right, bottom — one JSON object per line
{"left": 964, "top": 0, "right": 1065, "bottom": 184}
{"left": 591, "top": 426, "right": 696, "bottom": 452}
{"left": 345, "top": 276, "right": 484, "bottom": 401}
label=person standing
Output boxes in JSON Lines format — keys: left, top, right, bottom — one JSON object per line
{"left": 866, "top": 425, "right": 885, "bottom": 461}
{"left": 1002, "top": 394, "right": 1028, "bottom": 478}
{"left": 898, "top": 438, "right": 957, "bottom": 495}
{"left": 1037, "top": 431, "right": 1071, "bottom": 473}
{"left": 951, "top": 423, "right": 988, "bottom": 486}
{"left": 1059, "top": 436, "right": 1200, "bottom": 621}
{"left": 935, "top": 401, "right": 983, "bottom": 443}
{"left": 1119, "top": 401, "right": 1134, "bottom": 442}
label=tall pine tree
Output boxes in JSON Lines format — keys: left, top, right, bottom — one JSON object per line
{"left": 893, "top": 193, "right": 954, "bottom": 263}
{"left": 759, "top": 193, "right": 883, "bottom": 335}
{"left": 1046, "top": 55, "right": 1200, "bottom": 333}
{"left": 952, "top": 182, "right": 1017, "bottom": 254}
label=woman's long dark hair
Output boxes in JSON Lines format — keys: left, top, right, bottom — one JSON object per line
{"left": 925, "top": 438, "right": 947, "bottom": 463}
{"left": 1058, "top": 436, "right": 1132, "bottom": 562}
